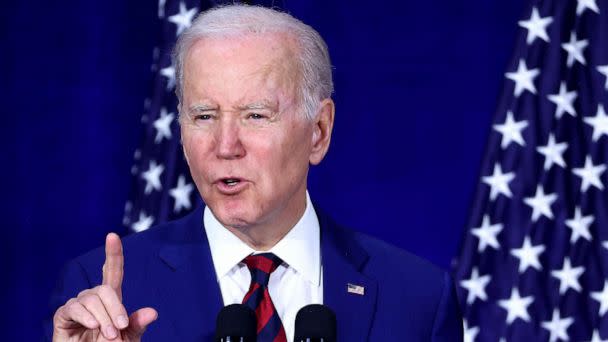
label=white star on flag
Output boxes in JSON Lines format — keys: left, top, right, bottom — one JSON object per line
{"left": 518, "top": 7, "right": 553, "bottom": 44}
{"left": 541, "top": 309, "right": 574, "bottom": 342}
{"left": 523, "top": 185, "right": 558, "bottom": 222}
{"left": 498, "top": 287, "right": 534, "bottom": 324}
{"left": 455, "top": 0, "right": 608, "bottom": 338}
{"left": 132, "top": 211, "right": 154, "bottom": 232}
{"left": 591, "top": 280, "right": 608, "bottom": 317}
{"left": 142, "top": 160, "right": 165, "bottom": 194}
{"left": 584, "top": 105, "right": 608, "bottom": 142}
{"left": 160, "top": 65, "right": 176, "bottom": 90}
{"left": 471, "top": 215, "right": 503, "bottom": 252}
{"left": 510, "top": 236, "right": 545, "bottom": 273}
{"left": 463, "top": 320, "right": 479, "bottom": 342}
{"left": 536, "top": 134, "right": 568, "bottom": 170}
{"left": 505, "top": 59, "right": 540, "bottom": 96}
{"left": 551, "top": 257, "right": 585, "bottom": 294}
{"left": 168, "top": 1, "right": 197, "bottom": 36}
{"left": 493, "top": 111, "right": 528, "bottom": 148}
{"left": 565, "top": 207, "right": 594, "bottom": 244}
{"left": 482, "top": 163, "right": 515, "bottom": 200}
{"left": 572, "top": 156, "right": 606, "bottom": 192}
{"left": 586, "top": 330, "right": 608, "bottom": 342}
{"left": 561, "top": 32, "right": 588, "bottom": 67}
{"left": 169, "top": 175, "right": 195, "bottom": 213}
{"left": 154, "top": 108, "right": 175, "bottom": 143}
{"left": 547, "top": 81, "right": 578, "bottom": 119}
{"left": 459, "top": 267, "right": 491, "bottom": 305}
{"left": 577, "top": 0, "right": 600, "bottom": 15}
{"left": 598, "top": 65, "right": 608, "bottom": 90}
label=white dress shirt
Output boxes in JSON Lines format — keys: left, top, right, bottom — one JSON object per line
{"left": 204, "top": 192, "right": 323, "bottom": 342}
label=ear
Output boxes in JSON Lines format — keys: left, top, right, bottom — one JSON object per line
{"left": 309, "top": 98, "right": 335, "bottom": 165}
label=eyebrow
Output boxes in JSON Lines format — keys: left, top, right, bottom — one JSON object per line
{"left": 187, "top": 100, "right": 279, "bottom": 113}
{"left": 188, "top": 103, "right": 217, "bottom": 112}
{"left": 237, "top": 100, "right": 278, "bottom": 111}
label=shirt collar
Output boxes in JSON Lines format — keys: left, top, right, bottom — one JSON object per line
{"left": 204, "top": 191, "right": 321, "bottom": 286}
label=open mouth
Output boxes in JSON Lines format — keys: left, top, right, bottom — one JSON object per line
{"left": 216, "top": 177, "right": 248, "bottom": 194}
{"left": 221, "top": 178, "right": 241, "bottom": 186}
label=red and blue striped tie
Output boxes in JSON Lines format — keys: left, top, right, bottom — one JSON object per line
{"left": 242, "top": 253, "right": 287, "bottom": 342}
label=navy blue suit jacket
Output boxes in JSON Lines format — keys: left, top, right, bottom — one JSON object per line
{"left": 45, "top": 206, "right": 463, "bottom": 341}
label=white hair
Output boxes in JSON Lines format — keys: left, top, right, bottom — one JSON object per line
{"left": 172, "top": 4, "right": 333, "bottom": 120}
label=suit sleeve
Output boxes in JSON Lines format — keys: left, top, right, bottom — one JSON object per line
{"left": 430, "top": 272, "right": 464, "bottom": 342}
{"left": 43, "top": 259, "right": 93, "bottom": 341}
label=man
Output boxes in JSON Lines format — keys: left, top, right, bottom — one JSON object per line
{"left": 47, "top": 5, "right": 463, "bottom": 341}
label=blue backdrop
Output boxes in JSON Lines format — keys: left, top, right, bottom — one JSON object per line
{"left": 2, "top": 0, "right": 525, "bottom": 338}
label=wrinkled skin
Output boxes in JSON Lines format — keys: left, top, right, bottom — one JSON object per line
{"left": 52, "top": 30, "right": 334, "bottom": 341}
{"left": 52, "top": 233, "right": 158, "bottom": 341}
{"left": 180, "top": 32, "right": 334, "bottom": 250}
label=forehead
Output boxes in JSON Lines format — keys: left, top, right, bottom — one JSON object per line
{"left": 182, "top": 32, "right": 300, "bottom": 106}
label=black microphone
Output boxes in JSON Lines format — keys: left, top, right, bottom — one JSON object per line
{"left": 294, "top": 304, "right": 337, "bottom": 342}
{"left": 215, "top": 304, "right": 257, "bottom": 342}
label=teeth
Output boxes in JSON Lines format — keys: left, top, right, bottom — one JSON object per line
{"left": 224, "top": 179, "right": 239, "bottom": 186}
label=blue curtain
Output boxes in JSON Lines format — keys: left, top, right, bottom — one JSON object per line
{"left": 2, "top": 0, "right": 524, "bottom": 339}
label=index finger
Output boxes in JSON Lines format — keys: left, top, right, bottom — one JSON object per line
{"left": 102, "top": 232, "right": 124, "bottom": 300}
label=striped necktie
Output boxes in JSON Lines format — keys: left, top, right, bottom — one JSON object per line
{"left": 242, "top": 253, "right": 287, "bottom": 342}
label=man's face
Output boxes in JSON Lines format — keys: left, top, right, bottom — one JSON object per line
{"left": 180, "top": 33, "right": 316, "bottom": 231}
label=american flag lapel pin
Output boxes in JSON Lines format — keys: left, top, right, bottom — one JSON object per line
{"left": 347, "top": 283, "right": 365, "bottom": 295}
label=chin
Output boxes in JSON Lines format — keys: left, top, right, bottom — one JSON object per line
{"left": 211, "top": 201, "right": 258, "bottom": 229}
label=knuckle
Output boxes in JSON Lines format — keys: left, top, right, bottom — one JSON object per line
{"left": 65, "top": 302, "right": 82, "bottom": 317}
{"left": 98, "top": 284, "right": 113, "bottom": 296}
{"left": 56, "top": 298, "right": 75, "bottom": 315}
{"left": 77, "top": 288, "right": 92, "bottom": 298}
{"left": 53, "top": 306, "right": 65, "bottom": 322}
{"left": 53, "top": 298, "right": 79, "bottom": 323}
{"left": 78, "top": 294, "right": 97, "bottom": 307}
{"left": 65, "top": 300, "right": 78, "bottom": 312}
{"left": 53, "top": 311, "right": 63, "bottom": 326}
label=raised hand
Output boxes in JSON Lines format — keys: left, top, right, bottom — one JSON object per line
{"left": 53, "top": 233, "right": 158, "bottom": 341}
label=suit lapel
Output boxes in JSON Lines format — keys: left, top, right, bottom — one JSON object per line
{"left": 151, "top": 206, "right": 223, "bottom": 340}
{"left": 319, "top": 210, "right": 378, "bottom": 342}
{"left": 147, "top": 205, "right": 378, "bottom": 340}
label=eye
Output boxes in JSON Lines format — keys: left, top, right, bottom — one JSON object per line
{"left": 248, "top": 113, "right": 265, "bottom": 120}
{"left": 195, "top": 114, "right": 212, "bottom": 121}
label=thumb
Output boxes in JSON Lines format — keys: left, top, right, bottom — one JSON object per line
{"left": 125, "top": 307, "right": 158, "bottom": 339}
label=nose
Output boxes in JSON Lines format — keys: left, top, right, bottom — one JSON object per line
{"left": 215, "top": 117, "right": 245, "bottom": 160}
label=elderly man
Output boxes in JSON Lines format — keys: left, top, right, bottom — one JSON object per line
{"left": 47, "top": 5, "right": 463, "bottom": 342}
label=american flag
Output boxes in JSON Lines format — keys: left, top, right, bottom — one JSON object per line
{"left": 123, "top": 0, "right": 285, "bottom": 233}
{"left": 455, "top": 0, "right": 608, "bottom": 341}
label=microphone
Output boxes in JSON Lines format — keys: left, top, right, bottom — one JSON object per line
{"left": 294, "top": 304, "right": 337, "bottom": 342}
{"left": 215, "top": 304, "right": 257, "bottom": 342}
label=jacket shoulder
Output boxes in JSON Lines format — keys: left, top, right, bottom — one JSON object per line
{"left": 342, "top": 228, "right": 462, "bottom": 340}
{"left": 74, "top": 207, "right": 203, "bottom": 280}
